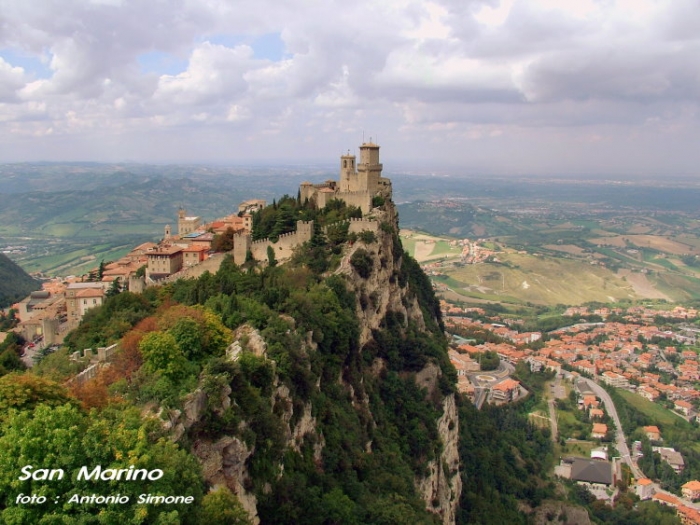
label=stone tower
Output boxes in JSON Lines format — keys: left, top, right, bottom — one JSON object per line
{"left": 164, "top": 224, "right": 172, "bottom": 239}
{"left": 357, "top": 142, "right": 382, "bottom": 193}
{"left": 339, "top": 151, "right": 357, "bottom": 192}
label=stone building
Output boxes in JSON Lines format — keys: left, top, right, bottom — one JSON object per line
{"left": 65, "top": 282, "right": 106, "bottom": 328}
{"left": 300, "top": 141, "right": 392, "bottom": 214}
{"left": 146, "top": 246, "right": 184, "bottom": 280}
{"left": 177, "top": 209, "right": 201, "bottom": 236}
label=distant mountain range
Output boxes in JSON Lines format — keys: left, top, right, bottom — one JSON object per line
{"left": 0, "top": 253, "right": 40, "bottom": 307}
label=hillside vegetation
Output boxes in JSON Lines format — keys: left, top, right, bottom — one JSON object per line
{"left": 0, "top": 253, "right": 40, "bottom": 307}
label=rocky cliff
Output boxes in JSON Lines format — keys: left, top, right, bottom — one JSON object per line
{"left": 165, "top": 201, "right": 461, "bottom": 524}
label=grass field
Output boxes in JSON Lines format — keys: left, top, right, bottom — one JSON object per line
{"left": 445, "top": 252, "right": 637, "bottom": 305}
{"left": 616, "top": 389, "right": 690, "bottom": 431}
{"left": 559, "top": 440, "right": 597, "bottom": 459}
{"left": 429, "top": 240, "right": 460, "bottom": 257}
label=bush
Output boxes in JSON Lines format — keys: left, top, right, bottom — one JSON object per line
{"left": 359, "top": 230, "right": 377, "bottom": 244}
{"left": 350, "top": 249, "right": 373, "bottom": 278}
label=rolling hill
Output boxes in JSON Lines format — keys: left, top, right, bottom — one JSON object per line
{"left": 0, "top": 253, "right": 40, "bottom": 307}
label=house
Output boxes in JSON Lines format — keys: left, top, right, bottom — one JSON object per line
{"left": 591, "top": 423, "right": 608, "bottom": 439}
{"left": 653, "top": 492, "right": 681, "bottom": 508}
{"left": 582, "top": 395, "right": 599, "bottom": 410}
{"left": 182, "top": 245, "right": 209, "bottom": 267}
{"left": 589, "top": 408, "right": 605, "bottom": 420}
{"left": 677, "top": 505, "right": 700, "bottom": 525}
{"left": 635, "top": 478, "right": 654, "bottom": 500}
{"left": 675, "top": 400, "right": 695, "bottom": 418}
{"left": 570, "top": 458, "right": 613, "bottom": 486}
{"left": 65, "top": 282, "right": 106, "bottom": 328}
{"left": 643, "top": 425, "right": 661, "bottom": 442}
{"left": 238, "top": 199, "right": 266, "bottom": 214}
{"left": 682, "top": 481, "right": 700, "bottom": 500}
{"left": 601, "top": 371, "right": 630, "bottom": 389}
{"left": 146, "top": 246, "right": 184, "bottom": 279}
{"left": 654, "top": 447, "right": 685, "bottom": 473}
{"left": 177, "top": 209, "right": 201, "bottom": 236}
{"left": 491, "top": 378, "right": 521, "bottom": 403}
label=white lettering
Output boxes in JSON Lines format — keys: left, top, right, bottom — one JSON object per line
{"left": 18, "top": 466, "right": 64, "bottom": 481}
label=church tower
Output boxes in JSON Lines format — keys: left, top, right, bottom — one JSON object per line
{"left": 357, "top": 141, "right": 382, "bottom": 192}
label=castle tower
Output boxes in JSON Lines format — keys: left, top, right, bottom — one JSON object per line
{"left": 164, "top": 224, "right": 171, "bottom": 239}
{"left": 339, "top": 151, "right": 357, "bottom": 192}
{"left": 357, "top": 141, "right": 382, "bottom": 192}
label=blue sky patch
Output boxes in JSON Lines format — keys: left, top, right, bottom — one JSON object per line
{"left": 205, "top": 32, "right": 286, "bottom": 61}
{"left": 0, "top": 48, "right": 52, "bottom": 78}
{"left": 137, "top": 51, "right": 188, "bottom": 76}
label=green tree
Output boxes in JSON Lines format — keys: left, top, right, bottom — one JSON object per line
{"left": 267, "top": 245, "right": 277, "bottom": 267}
{"left": 106, "top": 277, "right": 122, "bottom": 297}
{"left": 139, "top": 331, "right": 190, "bottom": 381}
{"left": 0, "top": 403, "right": 203, "bottom": 524}
{"left": 0, "top": 373, "right": 74, "bottom": 412}
{"left": 199, "top": 486, "right": 252, "bottom": 524}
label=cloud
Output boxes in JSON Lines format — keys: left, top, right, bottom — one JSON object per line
{"left": 0, "top": 0, "right": 696, "bottom": 174}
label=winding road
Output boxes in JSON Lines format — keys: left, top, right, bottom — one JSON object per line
{"left": 581, "top": 378, "right": 644, "bottom": 479}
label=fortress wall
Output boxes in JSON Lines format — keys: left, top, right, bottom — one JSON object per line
{"left": 348, "top": 217, "right": 380, "bottom": 234}
{"left": 161, "top": 253, "right": 227, "bottom": 283}
{"left": 248, "top": 221, "right": 314, "bottom": 263}
{"left": 233, "top": 233, "right": 251, "bottom": 265}
{"left": 336, "top": 190, "right": 371, "bottom": 214}
{"left": 323, "top": 217, "right": 379, "bottom": 235}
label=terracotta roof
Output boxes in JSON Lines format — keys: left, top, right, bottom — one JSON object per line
{"left": 75, "top": 288, "right": 104, "bottom": 298}
{"left": 653, "top": 492, "right": 681, "bottom": 506}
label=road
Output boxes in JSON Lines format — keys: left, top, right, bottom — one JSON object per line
{"left": 581, "top": 378, "right": 644, "bottom": 479}
{"left": 466, "top": 360, "right": 516, "bottom": 409}
{"left": 548, "top": 399, "right": 558, "bottom": 442}
{"left": 547, "top": 375, "right": 566, "bottom": 442}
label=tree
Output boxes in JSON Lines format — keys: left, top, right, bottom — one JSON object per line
{"left": 350, "top": 249, "right": 373, "bottom": 278}
{"left": 267, "top": 245, "right": 277, "bottom": 267}
{"left": 212, "top": 227, "right": 236, "bottom": 252}
{"left": 98, "top": 259, "right": 107, "bottom": 280}
{"left": 0, "top": 373, "right": 74, "bottom": 412}
{"left": 199, "top": 486, "right": 252, "bottom": 524}
{"left": 0, "top": 403, "right": 203, "bottom": 524}
{"left": 138, "top": 331, "right": 190, "bottom": 381}
{"left": 106, "top": 277, "right": 122, "bottom": 297}
{"left": 480, "top": 351, "right": 500, "bottom": 371}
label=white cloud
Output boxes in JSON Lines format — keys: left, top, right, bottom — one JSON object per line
{"left": 0, "top": 0, "right": 695, "bottom": 174}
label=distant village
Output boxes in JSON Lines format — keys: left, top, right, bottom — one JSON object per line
{"left": 442, "top": 299, "right": 700, "bottom": 523}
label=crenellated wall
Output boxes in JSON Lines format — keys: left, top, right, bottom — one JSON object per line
{"left": 233, "top": 220, "right": 314, "bottom": 265}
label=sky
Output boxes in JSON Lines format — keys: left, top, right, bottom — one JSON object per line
{"left": 0, "top": 0, "right": 698, "bottom": 176}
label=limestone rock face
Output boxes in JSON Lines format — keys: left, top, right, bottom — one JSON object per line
{"left": 227, "top": 324, "right": 267, "bottom": 360}
{"left": 175, "top": 202, "right": 461, "bottom": 524}
{"left": 416, "top": 393, "right": 462, "bottom": 525}
{"left": 335, "top": 207, "right": 462, "bottom": 523}
{"left": 194, "top": 436, "right": 259, "bottom": 524}
{"left": 335, "top": 207, "right": 425, "bottom": 348}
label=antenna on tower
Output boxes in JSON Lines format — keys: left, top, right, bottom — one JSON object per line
{"left": 362, "top": 130, "right": 365, "bottom": 143}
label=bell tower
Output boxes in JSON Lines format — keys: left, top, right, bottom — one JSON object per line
{"left": 339, "top": 150, "right": 357, "bottom": 192}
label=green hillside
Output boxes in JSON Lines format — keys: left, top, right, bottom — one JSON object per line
{"left": 0, "top": 253, "right": 40, "bottom": 307}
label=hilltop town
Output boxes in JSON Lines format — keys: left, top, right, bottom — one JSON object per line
{"left": 8, "top": 141, "right": 392, "bottom": 354}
